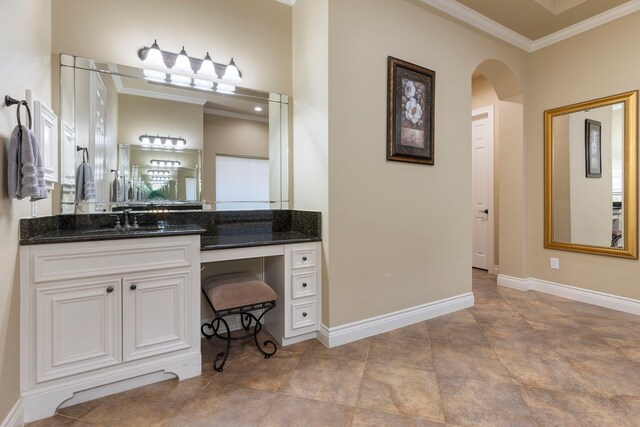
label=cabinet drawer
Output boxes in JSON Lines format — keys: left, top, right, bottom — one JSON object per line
{"left": 292, "top": 271, "right": 317, "bottom": 299}
{"left": 291, "top": 248, "right": 316, "bottom": 270}
{"left": 30, "top": 238, "right": 194, "bottom": 283}
{"left": 291, "top": 300, "right": 317, "bottom": 331}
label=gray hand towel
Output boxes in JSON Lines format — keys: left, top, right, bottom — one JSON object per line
{"left": 75, "top": 160, "right": 97, "bottom": 202}
{"left": 8, "top": 125, "right": 48, "bottom": 201}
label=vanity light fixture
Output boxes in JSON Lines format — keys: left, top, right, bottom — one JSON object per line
{"left": 138, "top": 40, "right": 242, "bottom": 91}
{"left": 139, "top": 134, "right": 187, "bottom": 147}
{"left": 150, "top": 159, "right": 181, "bottom": 167}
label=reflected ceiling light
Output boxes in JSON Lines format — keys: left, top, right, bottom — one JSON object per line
{"left": 139, "top": 134, "right": 187, "bottom": 148}
{"left": 148, "top": 170, "right": 171, "bottom": 176}
{"left": 254, "top": 106, "right": 263, "bottom": 112}
{"left": 138, "top": 41, "right": 242, "bottom": 89}
{"left": 150, "top": 159, "right": 181, "bottom": 167}
{"left": 216, "top": 83, "right": 236, "bottom": 94}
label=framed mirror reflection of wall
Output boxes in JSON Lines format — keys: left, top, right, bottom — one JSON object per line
{"left": 58, "top": 54, "right": 289, "bottom": 213}
{"left": 544, "top": 91, "right": 638, "bottom": 259}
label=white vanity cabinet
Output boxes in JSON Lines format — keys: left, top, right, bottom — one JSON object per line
{"left": 265, "top": 242, "right": 322, "bottom": 345}
{"left": 20, "top": 235, "right": 201, "bottom": 423}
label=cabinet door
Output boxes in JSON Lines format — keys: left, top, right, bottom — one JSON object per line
{"left": 36, "top": 279, "right": 121, "bottom": 383}
{"left": 122, "top": 271, "right": 190, "bottom": 361}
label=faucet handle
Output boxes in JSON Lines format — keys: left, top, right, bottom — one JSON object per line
{"left": 132, "top": 214, "right": 145, "bottom": 228}
{"left": 109, "top": 215, "right": 122, "bottom": 229}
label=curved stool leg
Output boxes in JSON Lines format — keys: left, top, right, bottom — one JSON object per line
{"left": 212, "top": 316, "right": 232, "bottom": 372}
{"left": 253, "top": 307, "right": 277, "bottom": 359}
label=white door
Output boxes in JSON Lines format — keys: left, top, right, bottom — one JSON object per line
{"left": 122, "top": 271, "right": 190, "bottom": 362}
{"left": 36, "top": 279, "right": 121, "bottom": 383}
{"left": 472, "top": 108, "right": 493, "bottom": 270}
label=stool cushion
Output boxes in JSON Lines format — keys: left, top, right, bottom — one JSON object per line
{"left": 202, "top": 272, "right": 276, "bottom": 311}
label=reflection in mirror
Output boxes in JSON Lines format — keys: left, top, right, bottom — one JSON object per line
{"left": 545, "top": 91, "right": 638, "bottom": 258}
{"left": 59, "top": 54, "right": 289, "bottom": 213}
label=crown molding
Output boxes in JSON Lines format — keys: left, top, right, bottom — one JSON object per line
{"left": 275, "top": 0, "right": 296, "bottom": 5}
{"left": 204, "top": 108, "right": 269, "bottom": 123}
{"left": 530, "top": 0, "right": 640, "bottom": 50}
{"left": 417, "top": 0, "right": 640, "bottom": 52}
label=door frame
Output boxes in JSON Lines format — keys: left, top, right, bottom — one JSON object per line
{"left": 472, "top": 105, "right": 496, "bottom": 274}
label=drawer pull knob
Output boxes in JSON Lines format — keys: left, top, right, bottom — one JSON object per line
{"left": 302, "top": 256, "right": 308, "bottom": 261}
{"left": 302, "top": 282, "right": 308, "bottom": 288}
{"left": 106, "top": 287, "right": 114, "bottom": 293}
{"left": 130, "top": 284, "right": 137, "bottom": 290}
{"left": 302, "top": 312, "right": 308, "bottom": 317}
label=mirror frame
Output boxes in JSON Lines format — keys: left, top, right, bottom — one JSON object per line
{"left": 544, "top": 90, "right": 638, "bottom": 259}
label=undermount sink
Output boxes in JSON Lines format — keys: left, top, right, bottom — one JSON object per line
{"left": 80, "top": 224, "right": 169, "bottom": 235}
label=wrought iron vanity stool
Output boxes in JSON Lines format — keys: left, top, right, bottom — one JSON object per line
{"left": 201, "top": 272, "right": 277, "bottom": 372}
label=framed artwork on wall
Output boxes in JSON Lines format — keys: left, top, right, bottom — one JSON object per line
{"left": 387, "top": 56, "right": 435, "bottom": 165}
{"left": 585, "top": 119, "right": 602, "bottom": 178}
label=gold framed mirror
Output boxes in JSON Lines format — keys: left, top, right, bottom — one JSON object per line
{"left": 545, "top": 91, "right": 638, "bottom": 259}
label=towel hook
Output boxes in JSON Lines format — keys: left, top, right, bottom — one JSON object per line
{"left": 4, "top": 95, "right": 32, "bottom": 129}
{"left": 76, "top": 145, "right": 89, "bottom": 162}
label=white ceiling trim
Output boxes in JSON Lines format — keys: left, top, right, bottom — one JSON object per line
{"left": 275, "top": 0, "right": 296, "bottom": 5}
{"left": 530, "top": 0, "right": 640, "bottom": 50}
{"left": 419, "top": 0, "right": 532, "bottom": 50}
{"left": 204, "top": 108, "right": 269, "bottom": 123}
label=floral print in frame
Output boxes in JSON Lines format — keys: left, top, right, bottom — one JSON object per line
{"left": 387, "top": 56, "right": 435, "bottom": 165}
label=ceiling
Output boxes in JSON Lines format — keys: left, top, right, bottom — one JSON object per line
{"left": 455, "top": 0, "right": 630, "bottom": 40}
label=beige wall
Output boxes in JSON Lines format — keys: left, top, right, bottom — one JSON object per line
{"left": 317, "top": 0, "right": 528, "bottom": 327}
{"left": 0, "top": 0, "right": 52, "bottom": 419}
{"left": 118, "top": 94, "right": 204, "bottom": 150}
{"left": 51, "top": 0, "right": 292, "bottom": 95}
{"left": 292, "top": 0, "right": 330, "bottom": 321}
{"left": 202, "top": 114, "right": 269, "bottom": 202}
{"left": 528, "top": 11, "right": 640, "bottom": 299}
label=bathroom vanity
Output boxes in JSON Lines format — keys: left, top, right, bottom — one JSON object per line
{"left": 18, "top": 210, "right": 321, "bottom": 422}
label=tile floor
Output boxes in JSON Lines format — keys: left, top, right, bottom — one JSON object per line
{"left": 29, "top": 269, "right": 640, "bottom": 426}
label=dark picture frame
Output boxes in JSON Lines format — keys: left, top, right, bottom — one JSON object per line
{"left": 585, "top": 119, "right": 602, "bottom": 178}
{"left": 387, "top": 56, "right": 435, "bottom": 165}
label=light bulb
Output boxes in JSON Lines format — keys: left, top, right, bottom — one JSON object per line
{"left": 222, "top": 58, "right": 242, "bottom": 84}
{"left": 198, "top": 52, "right": 218, "bottom": 79}
{"left": 254, "top": 106, "right": 263, "bottom": 112}
{"left": 153, "top": 137, "right": 162, "bottom": 145}
{"left": 143, "top": 40, "right": 165, "bottom": 68}
{"left": 193, "top": 78, "right": 214, "bottom": 90}
{"left": 141, "top": 136, "right": 150, "bottom": 144}
{"left": 171, "top": 46, "right": 193, "bottom": 86}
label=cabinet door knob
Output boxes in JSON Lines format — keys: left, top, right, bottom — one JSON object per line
{"left": 106, "top": 287, "right": 114, "bottom": 293}
{"left": 130, "top": 284, "right": 137, "bottom": 290}
{"left": 302, "top": 256, "right": 308, "bottom": 261}
{"left": 302, "top": 312, "right": 308, "bottom": 317}
{"left": 302, "top": 282, "right": 308, "bottom": 288}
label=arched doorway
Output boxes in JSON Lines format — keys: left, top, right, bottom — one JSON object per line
{"left": 471, "top": 60, "right": 524, "bottom": 278}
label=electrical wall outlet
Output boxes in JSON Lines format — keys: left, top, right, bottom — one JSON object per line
{"left": 550, "top": 257, "right": 560, "bottom": 270}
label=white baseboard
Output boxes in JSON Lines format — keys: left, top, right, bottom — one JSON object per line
{"left": 319, "top": 292, "right": 474, "bottom": 348}
{"left": 496, "top": 274, "right": 530, "bottom": 291}
{"left": 1, "top": 398, "right": 23, "bottom": 427}
{"left": 497, "top": 274, "right": 640, "bottom": 316}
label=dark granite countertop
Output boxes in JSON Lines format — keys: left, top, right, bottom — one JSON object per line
{"left": 19, "top": 210, "right": 322, "bottom": 249}
{"left": 201, "top": 232, "right": 321, "bottom": 250}
{"left": 20, "top": 224, "right": 206, "bottom": 245}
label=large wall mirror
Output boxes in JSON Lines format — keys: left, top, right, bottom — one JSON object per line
{"left": 544, "top": 91, "right": 638, "bottom": 258}
{"left": 59, "top": 54, "right": 289, "bottom": 213}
